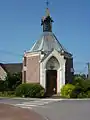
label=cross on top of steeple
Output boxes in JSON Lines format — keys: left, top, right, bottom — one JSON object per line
{"left": 45, "top": 0, "right": 50, "bottom": 17}
{"left": 41, "top": 0, "right": 53, "bottom": 32}
{"left": 46, "top": 0, "right": 49, "bottom": 8}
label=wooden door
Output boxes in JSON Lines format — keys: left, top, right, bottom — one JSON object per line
{"left": 46, "top": 70, "right": 57, "bottom": 96}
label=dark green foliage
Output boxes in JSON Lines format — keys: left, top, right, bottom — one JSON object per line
{"left": 0, "top": 91, "right": 15, "bottom": 97}
{"left": 87, "top": 91, "right": 90, "bottom": 98}
{"left": 77, "top": 92, "right": 88, "bottom": 98}
{"left": 70, "top": 85, "right": 81, "bottom": 98}
{"left": 0, "top": 72, "right": 22, "bottom": 96}
{"left": 72, "top": 75, "right": 85, "bottom": 85}
{"left": 61, "top": 73, "right": 90, "bottom": 98}
{"left": 69, "top": 74, "right": 90, "bottom": 98}
{"left": 4, "top": 72, "right": 22, "bottom": 91}
{"left": 15, "top": 83, "right": 45, "bottom": 98}
{"left": 71, "top": 78, "right": 90, "bottom": 98}
{"left": 73, "top": 74, "right": 87, "bottom": 80}
{"left": 0, "top": 80, "right": 5, "bottom": 91}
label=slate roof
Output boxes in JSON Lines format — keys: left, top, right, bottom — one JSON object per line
{"left": 0, "top": 63, "right": 22, "bottom": 74}
{"left": 30, "top": 32, "right": 68, "bottom": 53}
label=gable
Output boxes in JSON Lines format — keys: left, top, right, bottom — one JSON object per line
{"left": 40, "top": 49, "right": 66, "bottom": 69}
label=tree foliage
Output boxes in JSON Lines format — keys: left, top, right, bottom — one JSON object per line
{"left": 0, "top": 72, "right": 22, "bottom": 91}
{"left": 5, "top": 72, "right": 22, "bottom": 91}
{"left": 61, "top": 74, "right": 90, "bottom": 98}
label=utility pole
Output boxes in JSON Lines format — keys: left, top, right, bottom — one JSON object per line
{"left": 87, "top": 62, "right": 90, "bottom": 79}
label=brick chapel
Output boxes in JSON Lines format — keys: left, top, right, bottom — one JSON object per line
{"left": 22, "top": 6, "right": 74, "bottom": 96}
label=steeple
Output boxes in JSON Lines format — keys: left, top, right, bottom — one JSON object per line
{"left": 41, "top": 0, "right": 53, "bottom": 32}
{"left": 30, "top": 1, "right": 69, "bottom": 54}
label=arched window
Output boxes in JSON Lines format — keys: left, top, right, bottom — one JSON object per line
{"left": 46, "top": 56, "right": 60, "bottom": 70}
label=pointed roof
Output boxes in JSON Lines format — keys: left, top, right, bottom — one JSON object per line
{"left": 28, "top": 3, "right": 72, "bottom": 58}
{"left": 30, "top": 32, "right": 68, "bottom": 53}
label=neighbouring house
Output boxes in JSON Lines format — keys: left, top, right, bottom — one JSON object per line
{"left": 0, "top": 63, "right": 22, "bottom": 80}
{"left": 22, "top": 7, "right": 74, "bottom": 96}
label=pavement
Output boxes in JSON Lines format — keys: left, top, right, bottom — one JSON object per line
{"left": 0, "top": 98, "right": 90, "bottom": 120}
{"left": 0, "top": 103, "right": 45, "bottom": 120}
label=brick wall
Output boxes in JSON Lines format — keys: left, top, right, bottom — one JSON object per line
{"left": 23, "top": 54, "right": 40, "bottom": 83}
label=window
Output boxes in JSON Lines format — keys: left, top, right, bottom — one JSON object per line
{"left": 24, "top": 71, "right": 26, "bottom": 83}
{"left": 24, "top": 57, "right": 27, "bottom": 66}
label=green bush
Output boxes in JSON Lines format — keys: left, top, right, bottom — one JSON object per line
{"left": 0, "top": 91, "right": 15, "bottom": 97}
{"left": 71, "top": 75, "right": 90, "bottom": 98}
{"left": 0, "top": 80, "right": 5, "bottom": 91}
{"left": 5, "top": 73, "right": 22, "bottom": 91}
{"left": 7, "top": 91, "right": 15, "bottom": 96}
{"left": 15, "top": 83, "right": 45, "bottom": 98}
{"left": 77, "top": 92, "right": 88, "bottom": 98}
{"left": 86, "top": 91, "right": 90, "bottom": 98}
{"left": 77, "top": 91, "right": 90, "bottom": 98}
{"left": 61, "top": 84, "right": 75, "bottom": 98}
{"left": 70, "top": 85, "right": 83, "bottom": 98}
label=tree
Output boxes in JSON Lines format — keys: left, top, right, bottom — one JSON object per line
{"left": 4, "top": 72, "right": 22, "bottom": 91}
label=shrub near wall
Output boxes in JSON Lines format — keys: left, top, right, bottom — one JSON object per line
{"left": 15, "top": 83, "right": 45, "bottom": 98}
{"left": 61, "top": 84, "right": 75, "bottom": 98}
{"left": 71, "top": 79, "right": 90, "bottom": 98}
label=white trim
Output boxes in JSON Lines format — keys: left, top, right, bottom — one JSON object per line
{"left": 57, "top": 69, "right": 60, "bottom": 93}
{"left": 24, "top": 51, "right": 41, "bottom": 57}
{"left": 26, "top": 53, "right": 39, "bottom": 57}
{"left": 40, "top": 63, "right": 46, "bottom": 89}
{"left": 40, "top": 49, "right": 66, "bottom": 93}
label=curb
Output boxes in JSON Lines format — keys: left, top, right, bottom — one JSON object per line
{"left": 0, "top": 97, "right": 90, "bottom": 101}
{"left": 41, "top": 98, "right": 90, "bottom": 101}
{"left": 0, "top": 97, "right": 40, "bottom": 101}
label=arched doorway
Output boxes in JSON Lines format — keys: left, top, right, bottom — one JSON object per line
{"left": 45, "top": 56, "right": 60, "bottom": 96}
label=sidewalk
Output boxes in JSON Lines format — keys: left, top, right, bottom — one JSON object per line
{"left": 0, "top": 103, "right": 45, "bottom": 120}
{"left": 0, "top": 96, "right": 90, "bottom": 101}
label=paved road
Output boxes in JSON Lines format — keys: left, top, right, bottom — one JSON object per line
{"left": 33, "top": 100, "right": 90, "bottom": 120}
{"left": 0, "top": 98, "right": 90, "bottom": 120}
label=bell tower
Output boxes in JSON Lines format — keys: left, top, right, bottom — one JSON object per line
{"left": 41, "top": 0, "right": 54, "bottom": 32}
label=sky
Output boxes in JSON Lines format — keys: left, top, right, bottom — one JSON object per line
{"left": 0, "top": 0, "right": 90, "bottom": 74}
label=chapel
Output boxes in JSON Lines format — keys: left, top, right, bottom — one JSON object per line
{"left": 22, "top": 5, "right": 74, "bottom": 96}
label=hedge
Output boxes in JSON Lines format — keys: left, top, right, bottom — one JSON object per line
{"left": 15, "top": 83, "right": 45, "bottom": 98}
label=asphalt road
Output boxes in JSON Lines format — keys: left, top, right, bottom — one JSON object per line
{"left": 0, "top": 98, "right": 90, "bottom": 120}
{"left": 33, "top": 100, "right": 90, "bottom": 120}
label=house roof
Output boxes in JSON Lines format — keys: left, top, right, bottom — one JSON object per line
{"left": 0, "top": 63, "right": 22, "bottom": 74}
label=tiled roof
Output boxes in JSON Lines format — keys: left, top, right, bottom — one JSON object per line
{"left": 0, "top": 63, "right": 22, "bottom": 74}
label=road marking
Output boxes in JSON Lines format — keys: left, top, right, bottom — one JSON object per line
{"left": 11, "top": 98, "right": 90, "bottom": 110}
{"left": 12, "top": 99, "right": 58, "bottom": 109}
